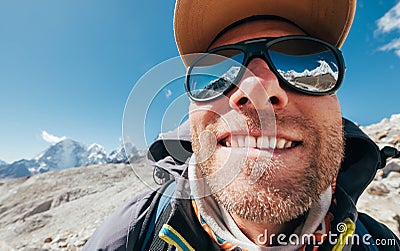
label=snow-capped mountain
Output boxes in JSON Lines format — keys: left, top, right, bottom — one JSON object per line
{"left": 221, "top": 66, "right": 241, "bottom": 82}
{"left": 108, "top": 141, "right": 141, "bottom": 163}
{"left": 0, "top": 160, "right": 7, "bottom": 166}
{"left": 87, "top": 143, "right": 108, "bottom": 165}
{"left": 33, "top": 139, "right": 89, "bottom": 173}
{"left": 278, "top": 60, "right": 338, "bottom": 80}
{"left": 277, "top": 60, "right": 338, "bottom": 92}
{"left": 0, "top": 138, "right": 143, "bottom": 179}
{"left": 195, "top": 66, "right": 241, "bottom": 98}
{"left": 0, "top": 159, "right": 33, "bottom": 179}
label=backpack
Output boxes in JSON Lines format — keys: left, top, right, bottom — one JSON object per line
{"left": 135, "top": 180, "right": 176, "bottom": 251}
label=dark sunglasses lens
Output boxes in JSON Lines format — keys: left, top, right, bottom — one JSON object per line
{"left": 268, "top": 39, "right": 340, "bottom": 93}
{"left": 188, "top": 50, "right": 244, "bottom": 99}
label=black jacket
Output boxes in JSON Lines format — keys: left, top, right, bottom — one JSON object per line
{"left": 83, "top": 119, "right": 400, "bottom": 250}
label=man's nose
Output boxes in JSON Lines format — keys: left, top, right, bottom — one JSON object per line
{"left": 229, "top": 58, "right": 289, "bottom": 110}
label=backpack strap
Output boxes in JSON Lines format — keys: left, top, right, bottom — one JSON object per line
{"left": 356, "top": 212, "right": 400, "bottom": 251}
{"left": 138, "top": 180, "right": 176, "bottom": 251}
{"left": 354, "top": 218, "right": 379, "bottom": 251}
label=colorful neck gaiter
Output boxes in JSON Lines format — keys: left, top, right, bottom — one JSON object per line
{"left": 190, "top": 179, "right": 354, "bottom": 251}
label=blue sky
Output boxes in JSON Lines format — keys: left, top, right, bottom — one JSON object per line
{"left": 1, "top": 0, "right": 400, "bottom": 163}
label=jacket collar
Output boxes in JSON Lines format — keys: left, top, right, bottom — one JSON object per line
{"left": 338, "top": 118, "right": 382, "bottom": 204}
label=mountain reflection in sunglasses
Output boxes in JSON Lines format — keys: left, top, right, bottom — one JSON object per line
{"left": 185, "top": 36, "right": 345, "bottom": 102}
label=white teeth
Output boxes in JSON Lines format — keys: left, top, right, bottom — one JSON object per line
{"left": 237, "top": 135, "right": 245, "bottom": 148}
{"left": 284, "top": 140, "right": 292, "bottom": 149}
{"left": 276, "top": 138, "right": 286, "bottom": 149}
{"left": 245, "top": 136, "right": 256, "bottom": 148}
{"left": 223, "top": 135, "right": 296, "bottom": 150}
{"left": 269, "top": 137, "right": 277, "bottom": 149}
{"left": 256, "top": 136, "right": 269, "bottom": 149}
{"left": 230, "top": 137, "right": 238, "bottom": 147}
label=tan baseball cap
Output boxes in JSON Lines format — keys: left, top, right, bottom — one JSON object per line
{"left": 174, "top": 0, "right": 356, "bottom": 60}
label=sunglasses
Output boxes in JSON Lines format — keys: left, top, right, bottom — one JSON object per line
{"left": 185, "top": 36, "right": 346, "bottom": 102}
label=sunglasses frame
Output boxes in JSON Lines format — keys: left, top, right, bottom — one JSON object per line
{"left": 185, "top": 35, "right": 346, "bottom": 102}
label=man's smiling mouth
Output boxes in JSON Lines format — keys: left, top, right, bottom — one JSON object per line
{"left": 219, "top": 135, "right": 302, "bottom": 150}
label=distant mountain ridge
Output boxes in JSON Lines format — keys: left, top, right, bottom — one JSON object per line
{"left": 0, "top": 139, "right": 143, "bottom": 179}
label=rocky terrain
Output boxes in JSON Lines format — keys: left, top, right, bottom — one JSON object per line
{"left": 0, "top": 115, "right": 399, "bottom": 250}
{"left": 357, "top": 164, "right": 400, "bottom": 237}
{"left": 357, "top": 114, "right": 400, "bottom": 238}
{"left": 0, "top": 158, "right": 155, "bottom": 251}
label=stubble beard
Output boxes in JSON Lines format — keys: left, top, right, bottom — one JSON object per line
{"left": 191, "top": 114, "right": 344, "bottom": 224}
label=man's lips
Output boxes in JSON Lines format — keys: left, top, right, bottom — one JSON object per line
{"left": 218, "top": 134, "right": 302, "bottom": 150}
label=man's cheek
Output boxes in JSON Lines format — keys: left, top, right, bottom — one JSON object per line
{"left": 195, "top": 130, "right": 217, "bottom": 162}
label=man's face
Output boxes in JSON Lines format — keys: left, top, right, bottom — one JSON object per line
{"left": 189, "top": 20, "right": 344, "bottom": 224}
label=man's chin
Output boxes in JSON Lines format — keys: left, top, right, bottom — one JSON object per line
{"left": 198, "top": 148, "right": 324, "bottom": 224}
{"left": 211, "top": 179, "right": 314, "bottom": 224}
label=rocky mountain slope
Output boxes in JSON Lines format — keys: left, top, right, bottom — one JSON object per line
{"left": 0, "top": 116, "right": 399, "bottom": 250}
{"left": 0, "top": 158, "right": 154, "bottom": 251}
{"left": 357, "top": 114, "right": 400, "bottom": 238}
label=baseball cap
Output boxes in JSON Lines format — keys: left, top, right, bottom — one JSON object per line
{"left": 174, "top": 0, "right": 356, "bottom": 62}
